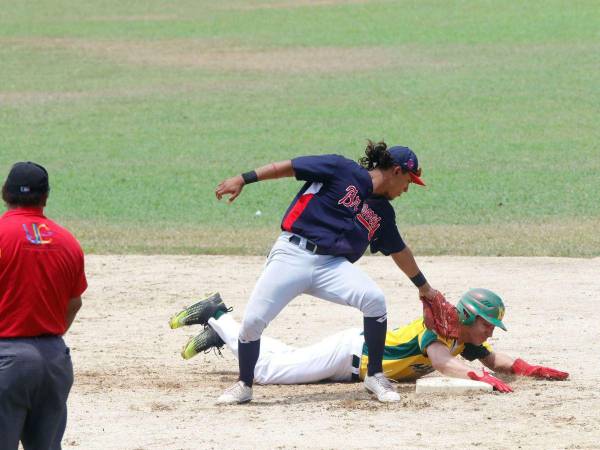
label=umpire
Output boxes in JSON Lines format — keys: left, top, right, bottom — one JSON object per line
{"left": 0, "top": 162, "right": 87, "bottom": 450}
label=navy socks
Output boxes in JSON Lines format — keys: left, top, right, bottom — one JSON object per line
{"left": 238, "top": 339, "right": 260, "bottom": 387}
{"left": 364, "top": 315, "right": 387, "bottom": 376}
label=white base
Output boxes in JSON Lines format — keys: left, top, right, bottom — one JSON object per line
{"left": 415, "top": 376, "right": 493, "bottom": 394}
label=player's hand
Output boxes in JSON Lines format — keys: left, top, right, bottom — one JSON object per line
{"left": 215, "top": 175, "right": 245, "bottom": 203}
{"left": 468, "top": 369, "right": 513, "bottom": 393}
{"left": 421, "top": 290, "right": 461, "bottom": 340}
{"left": 418, "top": 285, "right": 437, "bottom": 301}
{"left": 511, "top": 358, "right": 569, "bottom": 380}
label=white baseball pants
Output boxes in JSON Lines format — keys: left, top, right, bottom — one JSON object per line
{"left": 209, "top": 314, "right": 363, "bottom": 384}
{"left": 238, "top": 232, "right": 386, "bottom": 343}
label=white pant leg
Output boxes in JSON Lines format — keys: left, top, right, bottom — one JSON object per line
{"left": 254, "top": 328, "right": 361, "bottom": 385}
{"left": 307, "top": 256, "right": 386, "bottom": 318}
{"left": 210, "top": 314, "right": 359, "bottom": 385}
{"left": 239, "top": 235, "right": 316, "bottom": 342}
{"left": 208, "top": 315, "right": 241, "bottom": 357}
{"left": 209, "top": 315, "right": 294, "bottom": 360}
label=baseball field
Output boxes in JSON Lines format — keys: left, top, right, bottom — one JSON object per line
{"left": 1, "top": 0, "right": 599, "bottom": 448}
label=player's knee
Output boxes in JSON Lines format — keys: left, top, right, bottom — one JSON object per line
{"left": 360, "top": 288, "right": 387, "bottom": 317}
{"left": 239, "top": 314, "right": 267, "bottom": 342}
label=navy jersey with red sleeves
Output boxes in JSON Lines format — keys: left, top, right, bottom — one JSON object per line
{"left": 281, "top": 154, "right": 405, "bottom": 263}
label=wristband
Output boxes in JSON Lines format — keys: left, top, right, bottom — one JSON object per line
{"left": 241, "top": 170, "right": 258, "bottom": 185}
{"left": 410, "top": 271, "right": 427, "bottom": 288}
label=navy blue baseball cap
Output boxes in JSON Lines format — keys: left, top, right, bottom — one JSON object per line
{"left": 5, "top": 162, "right": 49, "bottom": 194}
{"left": 388, "top": 146, "right": 425, "bottom": 186}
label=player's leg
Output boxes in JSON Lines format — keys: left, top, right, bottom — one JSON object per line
{"left": 207, "top": 314, "right": 240, "bottom": 354}
{"left": 0, "top": 343, "right": 29, "bottom": 450}
{"left": 308, "top": 256, "right": 399, "bottom": 402}
{"left": 204, "top": 313, "right": 358, "bottom": 384}
{"left": 254, "top": 328, "right": 361, "bottom": 385}
{"left": 308, "top": 255, "right": 387, "bottom": 376}
{"left": 218, "top": 236, "right": 313, "bottom": 403}
{"left": 186, "top": 314, "right": 361, "bottom": 386}
{"left": 208, "top": 313, "right": 294, "bottom": 359}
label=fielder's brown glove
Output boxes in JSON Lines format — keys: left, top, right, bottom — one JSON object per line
{"left": 421, "top": 291, "right": 461, "bottom": 339}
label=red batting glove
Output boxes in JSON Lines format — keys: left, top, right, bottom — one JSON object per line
{"left": 511, "top": 358, "right": 569, "bottom": 380}
{"left": 421, "top": 291, "right": 461, "bottom": 339}
{"left": 468, "top": 370, "right": 513, "bottom": 393}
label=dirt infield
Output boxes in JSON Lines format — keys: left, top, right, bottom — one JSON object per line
{"left": 62, "top": 255, "right": 600, "bottom": 449}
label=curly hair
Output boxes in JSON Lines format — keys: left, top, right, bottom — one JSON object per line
{"left": 358, "top": 140, "right": 396, "bottom": 170}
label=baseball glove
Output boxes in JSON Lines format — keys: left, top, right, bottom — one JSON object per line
{"left": 421, "top": 291, "right": 461, "bottom": 339}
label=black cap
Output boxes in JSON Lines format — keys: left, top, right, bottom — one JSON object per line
{"left": 5, "top": 162, "right": 49, "bottom": 195}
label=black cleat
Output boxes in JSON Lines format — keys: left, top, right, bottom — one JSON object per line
{"left": 169, "top": 292, "right": 230, "bottom": 329}
{"left": 181, "top": 327, "right": 225, "bottom": 360}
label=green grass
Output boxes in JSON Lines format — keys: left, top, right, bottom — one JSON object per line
{"left": 1, "top": 0, "right": 598, "bottom": 256}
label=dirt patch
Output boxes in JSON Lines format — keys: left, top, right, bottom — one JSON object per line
{"left": 61, "top": 254, "right": 600, "bottom": 449}
{"left": 88, "top": 14, "right": 179, "bottom": 22}
{"left": 90, "top": 1, "right": 381, "bottom": 14}
{"left": 2, "top": 37, "right": 452, "bottom": 73}
{"left": 0, "top": 81, "right": 242, "bottom": 106}
{"left": 215, "top": 0, "right": 388, "bottom": 11}
{"left": 0, "top": 91, "right": 92, "bottom": 106}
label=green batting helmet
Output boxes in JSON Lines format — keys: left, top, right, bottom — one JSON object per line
{"left": 456, "top": 288, "right": 507, "bottom": 331}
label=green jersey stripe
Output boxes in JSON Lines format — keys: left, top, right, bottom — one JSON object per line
{"left": 362, "top": 335, "right": 422, "bottom": 360}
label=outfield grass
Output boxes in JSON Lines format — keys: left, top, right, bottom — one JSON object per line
{"left": 1, "top": 0, "right": 598, "bottom": 256}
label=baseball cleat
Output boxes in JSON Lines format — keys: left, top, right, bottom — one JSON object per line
{"left": 364, "top": 373, "right": 401, "bottom": 403}
{"left": 216, "top": 381, "right": 253, "bottom": 405}
{"left": 181, "top": 326, "right": 225, "bottom": 360}
{"left": 169, "top": 292, "right": 230, "bottom": 329}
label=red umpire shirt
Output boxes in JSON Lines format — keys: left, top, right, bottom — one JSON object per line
{"left": 0, "top": 207, "right": 87, "bottom": 337}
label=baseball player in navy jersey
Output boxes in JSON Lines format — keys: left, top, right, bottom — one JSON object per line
{"left": 211, "top": 140, "right": 445, "bottom": 404}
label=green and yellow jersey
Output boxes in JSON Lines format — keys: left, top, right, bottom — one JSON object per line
{"left": 359, "top": 318, "right": 492, "bottom": 381}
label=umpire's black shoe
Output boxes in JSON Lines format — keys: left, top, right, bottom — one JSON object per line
{"left": 169, "top": 292, "right": 231, "bottom": 329}
{"left": 181, "top": 327, "right": 225, "bottom": 360}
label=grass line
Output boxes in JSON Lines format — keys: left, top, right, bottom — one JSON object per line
{"left": 66, "top": 219, "right": 600, "bottom": 257}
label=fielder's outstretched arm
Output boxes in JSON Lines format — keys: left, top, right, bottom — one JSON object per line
{"left": 215, "top": 160, "right": 294, "bottom": 203}
{"left": 391, "top": 248, "right": 461, "bottom": 339}
{"left": 390, "top": 247, "right": 436, "bottom": 299}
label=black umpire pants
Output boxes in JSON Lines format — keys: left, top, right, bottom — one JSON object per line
{"left": 0, "top": 336, "right": 73, "bottom": 450}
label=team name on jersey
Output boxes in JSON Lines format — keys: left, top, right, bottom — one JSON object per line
{"left": 338, "top": 185, "right": 361, "bottom": 212}
{"left": 356, "top": 203, "right": 381, "bottom": 240}
{"left": 338, "top": 186, "right": 382, "bottom": 240}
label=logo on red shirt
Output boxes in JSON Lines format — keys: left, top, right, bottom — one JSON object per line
{"left": 22, "top": 223, "right": 54, "bottom": 245}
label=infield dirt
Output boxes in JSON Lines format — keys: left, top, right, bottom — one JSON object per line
{"left": 62, "top": 255, "right": 600, "bottom": 449}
